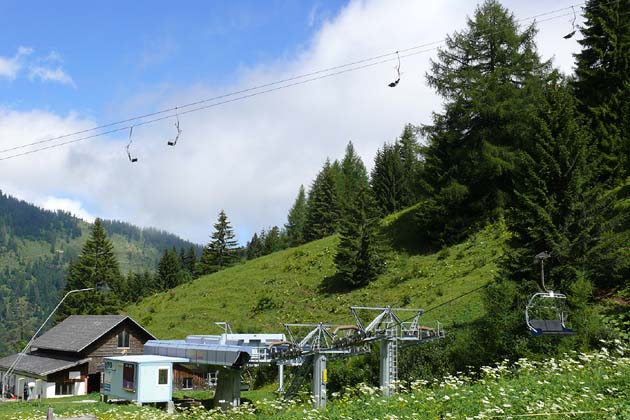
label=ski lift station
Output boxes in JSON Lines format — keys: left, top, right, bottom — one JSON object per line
{"left": 120, "top": 306, "right": 443, "bottom": 410}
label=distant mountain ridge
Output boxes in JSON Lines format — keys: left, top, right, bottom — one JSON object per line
{"left": 0, "top": 189, "right": 201, "bottom": 356}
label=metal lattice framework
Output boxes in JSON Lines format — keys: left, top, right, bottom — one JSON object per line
{"left": 270, "top": 305, "right": 444, "bottom": 407}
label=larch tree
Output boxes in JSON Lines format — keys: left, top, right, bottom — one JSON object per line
{"left": 418, "top": 0, "right": 550, "bottom": 244}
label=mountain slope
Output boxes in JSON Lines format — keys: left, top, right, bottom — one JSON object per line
{"left": 0, "top": 190, "right": 201, "bottom": 355}
{"left": 126, "top": 210, "right": 510, "bottom": 339}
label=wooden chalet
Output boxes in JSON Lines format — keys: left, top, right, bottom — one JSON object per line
{"left": 0, "top": 315, "right": 155, "bottom": 399}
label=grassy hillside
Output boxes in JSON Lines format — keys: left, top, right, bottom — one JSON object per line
{"left": 2, "top": 340, "right": 628, "bottom": 419}
{"left": 127, "top": 210, "right": 510, "bottom": 338}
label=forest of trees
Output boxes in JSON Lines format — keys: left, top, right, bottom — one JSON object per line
{"left": 0, "top": 193, "right": 202, "bottom": 355}
{"left": 240, "top": 0, "right": 630, "bottom": 352}
{"left": 3, "top": 0, "right": 628, "bottom": 371}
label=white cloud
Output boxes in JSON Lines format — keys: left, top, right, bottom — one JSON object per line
{"left": 0, "top": 46, "right": 75, "bottom": 86}
{"left": 0, "top": 0, "right": 584, "bottom": 245}
{"left": 41, "top": 196, "right": 95, "bottom": 222}
{"left": 0, "top": 46, "right": 32, "bottom": 81}
{"left": 29, "top": 66, "right": 76, "bottom": 87}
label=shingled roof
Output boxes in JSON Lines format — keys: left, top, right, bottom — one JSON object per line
{"left": 31, "top": 315, "right": 155, "bottom": 353}
{"left": 0, "top": 353, "right": 89, "bottom": 377}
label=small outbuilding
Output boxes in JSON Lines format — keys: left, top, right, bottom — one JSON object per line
{"left": 102, "top": 355, "right": 188, "bottom": 406}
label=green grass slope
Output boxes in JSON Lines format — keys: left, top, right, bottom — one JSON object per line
{"left": 127, "top": 211, "right": 510, "bottom": 339}
{"left": 3, "top": 341, "right": 628, "bottom": 419}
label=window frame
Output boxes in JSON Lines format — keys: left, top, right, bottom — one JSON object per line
{"left": 117, "top": 329, "right": 130, "bottom": 348}
{"left": 182, "top": 377, "right": 193, "bottom": 390}
{"left": 122, "top": 363, "right": 136, "bottom": 391}
{"left": 55, "top": 382, "right": 73, "bottom": 396}
{"left": 157, "top": 367, "right": 169, "bottom": 386}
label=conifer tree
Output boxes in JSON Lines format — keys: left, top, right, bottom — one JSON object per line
{"left": 479, "top": 80, "right": 609, "bottom": 355}
{"left": 285, "top": 185, "right": 307, "bottom": 247}
{"left": 157, "top": 247, "right": 182, "bottom": 290}
{"left": 339, "top": 141, "right": 369, "bottom": 211}
{"left": 304, "top": 160, "right": 341, "bottom": 242}
{"left": 199, "top": 210, "right": 239, "bottom": 274}
{"left": 263, "top": 226, "right": 284, "bottom": 255}
{"left": 506, "top": 78, "right": 599, "bottom": 288}
{"left": 573, "top": 0, "right": 630, "bottom": 184}
{"left": 185, "top": 245, "right": 197, "bottom": 275}
{"left": 371, "top": 142, "right": 404, "bottom": 215}
{"left": 57, "top": 218, "right": 123, "bottom": 319}
{"left": 418, "top": 0, "right": 550, "bottom": 244}
{"left": 246, "top": 232, "right": 264, "bottom": 260}
{"left": 334, "top": 186, "right": 383, "bottom": 288}
{"left": 398, "top": 124, "right": 423, "bottom": 206}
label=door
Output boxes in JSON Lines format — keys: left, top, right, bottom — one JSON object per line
{"left": 87, "top": 373, "right": 101, "bottom": 394}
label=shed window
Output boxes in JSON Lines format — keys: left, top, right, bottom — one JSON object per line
{"left": 55, "top": 382, "right": 73, "bottom": 396}
{"left": 158, "top": 368, "right": 169, "bottom": 385}
{"left": 123, "top": 363, "right": 136, "bottom": 390}
{"left": 182, "top": 377, "right": 193, "bottom": 389}
{"left": 118, "top": 330, "right": 129, "bottom": 348}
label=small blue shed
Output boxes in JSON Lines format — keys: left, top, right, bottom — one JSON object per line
{"left": 102, "top": 355, "right": 188, "bottom": 405}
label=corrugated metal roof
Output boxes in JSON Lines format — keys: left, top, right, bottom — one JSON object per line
{"left": 144, "top": 340, "right": 251, "bottom": 368}
{"left": 31, "top": 315, "right": 156, "bottom": 353}
{"left": 0, "top": 353, "right": 89, "bottom": 377}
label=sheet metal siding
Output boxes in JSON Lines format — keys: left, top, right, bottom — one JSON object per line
{"left": 144, "top": 341, "right": 251, "bottom": 367}
{"left": 138, "top": 363, "right": 172, "bottom": 403}
{"left": 103, "top": 360, "right": 137, "bottom": 401}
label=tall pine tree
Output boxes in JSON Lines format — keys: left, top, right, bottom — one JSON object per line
{"left": 418, "top": 0, "right": 550, "bottom": 244}
{"left": 199, "top": 210, "right": 239, "bottom": 274}
{"left": 157, "top": 247, "right": 182, "bottom": 290}
{"left": 338, "top": 141, "right": 369, "bottom": 212}
{"left": 573, "top": 0, "right": 630, "bottom": 184}
{"left": 371, "top": 142, "right": 404, "bottom": 215}
{"left": 57, "top": 218, "right": 123, "bottom": 320}
{"left": 334, "top": 186, "right": 383, "bottom": 288}
{"left": 304, "top": 160, "right": 341, "bottom": 242}
{"left": 285, "top": 185, "right": 307, "bottom": 247}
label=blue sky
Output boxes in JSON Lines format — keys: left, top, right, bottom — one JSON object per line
{"left": 0, "top": 0, "right": 584, "bottom": 245}
{"left": 0, "top": 0, "right": 346, "bottom": 116}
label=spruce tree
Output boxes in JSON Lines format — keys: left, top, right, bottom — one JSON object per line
{"left": 246, "top": 232, "right": 264, "bottom": 260}
{"left": 339, "top": 142, "right": 369, "bottom": 211}
{"left": 418, "top": 0, "right": 550, "bottom": 244}
{"left": 157, "top": 247, "right": 182, "bottom": 290}
{"left": 199, "top": 210, "right": 239, "bottom": 274}
{"left": 573, "top": 0, "right": 630, "bottom": 184}
{"left": 398, "top": 124, "right": 423, "bottom": 207}
{"left": 285, "top": 185, "right": 307, "bottom": 247}
{"left": 479, "top": 78, "right": 607, "bottom": 357}
{"left": 263, "top": 226, "right": 284, "bottom": 255}
{"left": 334, "top": 186, "right": 383, "bottom": 288}
{"left": 185, "top": 245, "right": 197, "bottom": 275}
{"left": 304, "top": 160, "right": 341, "bottom": 242}
{"left": 371, "top": 142, "right": 404, "bottom": 215}
{"left": 56, "top": 218, "right": 123, "bottom": 319}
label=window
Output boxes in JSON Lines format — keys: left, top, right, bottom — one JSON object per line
{"left": 182, "top": 377, "right": 193, "bottom": 389}
{"left": 123, "top": 363, "right": 135, "bottom": 390}
{"left": 118, "top": 330, "right": 129, "bottom": 348}
{"left": 158, "top": 368, "right": 169, "bottom": 385}
{"left": 55, "top": 382, "right": 73, "bottom": 396}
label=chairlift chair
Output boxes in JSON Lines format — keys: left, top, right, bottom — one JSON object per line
{"left": 525, "top": 251, "right": 575, "bottom": 336}
{"left": 525, "top": 291, "right": 574, "bottom": 336}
